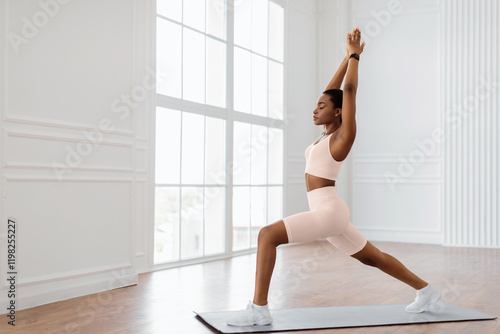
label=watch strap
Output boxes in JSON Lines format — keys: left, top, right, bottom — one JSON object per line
{"left": 349, "top": 53, "right": 360, "bottom": 60}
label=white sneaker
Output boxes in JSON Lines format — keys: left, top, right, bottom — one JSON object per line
{"left": 226, "top": 301, "right": 273, "bottom": 326}
{"left": 405, "top": 284, "right": 441, "bottom": 313}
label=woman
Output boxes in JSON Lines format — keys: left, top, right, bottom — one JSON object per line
{"left": 227, "top": 26, "right": 441, "bottom": 327}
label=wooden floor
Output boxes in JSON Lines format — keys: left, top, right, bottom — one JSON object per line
{"left": 2, "top": 241, "right": 499, "bottom": 333}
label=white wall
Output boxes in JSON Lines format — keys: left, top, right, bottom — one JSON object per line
{"left": 0, "top": 0, "right": 155, "bottom": 311}
{"left": 317, "top": 0, "right": 500, "bottom": 247}
{"left": 349, "top": 0, "right": 444, "bottom": 244}
{"left": 283, "top": 0, "right": 320, "bottom": 216}
{"left": 442, "top": 0, "right": 499, "bottom": 247}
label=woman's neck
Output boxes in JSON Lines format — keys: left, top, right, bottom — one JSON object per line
{"left": 323, "top": 123, "right": 341, "bottom": 136}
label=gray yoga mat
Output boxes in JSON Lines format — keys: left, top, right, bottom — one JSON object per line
{"left": 194, "top": 302, "right": 496, "bottom": 333}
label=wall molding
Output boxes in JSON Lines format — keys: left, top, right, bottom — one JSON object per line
{"left": 7, "top": 262, "right": 133, "bottom": 287}
{"left": 353, "top": 177, "right": 442, "bottom": 184}
{"left": 3, "top": 162, "right": 134, "bottom": 173}
{"left": 358, "top": 228, "right": 444, "bottom": 245}
{"left": 353, "top": 154, "right": 441, "bottom": 162}
{"left": 4, "top": 175, "right": 135, "bottom": 183}
{"left": 3, "top": 114, "right": 134, "bottom": 137}
{"left": 3, "top": 129, "right": 135, "bottom": 171}
{"left": 4, "top": 128, "right": 134, "bottom": 147}
{"left": 356, "top": 224, "right": 441, "bottom": 233}
{"left": 2, "top": 272, "right": 138, "bottom": 316}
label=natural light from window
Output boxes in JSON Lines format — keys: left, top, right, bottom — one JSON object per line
{"left": 155, "top": 0, "right": 284, "bottom": 265}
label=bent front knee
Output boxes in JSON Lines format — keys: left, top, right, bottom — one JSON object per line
{"left": 258, "top": 226, "right": 272, "bottom": 244}
{"left": 258, "top": 226, "right": 282, "bottom": 246}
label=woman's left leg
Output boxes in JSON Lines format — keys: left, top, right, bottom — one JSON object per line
{"left": 350, "top": 241, "right": 428, "bottom": 290}
{"left": 328, "top": 223, "right": 441, "bottom": 312}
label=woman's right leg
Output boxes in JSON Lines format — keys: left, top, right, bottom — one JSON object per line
{"left": 252, "top": 208, "right": 324, "bottom": 306}
{"left": 226, "top": 218, "right": 294, "bottom": 326}
{"left": 253, "top": 219, "right": 289, "bottom": 306}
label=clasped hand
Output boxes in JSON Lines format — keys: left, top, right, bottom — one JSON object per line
{"left": 345, "top": 26, "right": 366, "bottom": 57}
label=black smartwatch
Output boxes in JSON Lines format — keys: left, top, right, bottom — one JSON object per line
{"left": 349, "top": 53, "right": 360, "bottom": 61}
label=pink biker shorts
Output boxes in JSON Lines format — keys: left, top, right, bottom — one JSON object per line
{"left": 282, "top": 186, "right": 368, "bottom": 255}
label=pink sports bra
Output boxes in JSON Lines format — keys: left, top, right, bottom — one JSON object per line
{"left": 304, "top": 133, "right": 344, "bottom": 181}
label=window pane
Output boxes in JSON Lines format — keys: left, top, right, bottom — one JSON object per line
{"left": 183, "top": 0, "right": 205, "bottom": 32}
{"left": 234, "top": 0, "right": 251, "bottom": 49}
{"left": 251, "top": 53, "right": 267, "bottom": 117}
{"left": 267, "top": 186, "right": 283, "bottom": 225}
{"left": 269, "top": 60, "right": 283, "bottom": 119}
{"left": 183, "top": 28, "right": 205, "bottom": 103}
{"left": 233, "top": 47, "right": 251, "bottom": 113}
{"left": 205, "top": 187, "right": 225, "bottom": 255}
{"left": 251, "top": 0, "right": 268, "bottom": 56}
{"left": 206, "top": 0, "right": 226, "bottom": 39}
{"left": 181, "top": 113, "right": 204, "bottom": 184}
{"left": 156, "top": 107, "right": 181, "bottom": 184}
{"left": 155, "top": 186, "right": 179, "bottom": 263}
{"left": 157, "top": 19, "right": 181, "bottom": 98}
{"left": 155, "top": 0, "right": 285, "bottom": 258}
{"left": 250, "top": 186, "right": 266, "bottom": 247}
{"left": 157, "top": 0, "right": 182, "bottom": 22}
{"left": 268, "top": 127, "right": 283, "bottom": 184}
{"left": 233, "top": 186, "right": 250, "bottom": 251}
{"left": 206, "top": 37, "right": 226, "bottom": 108}
{"left": 205, "top": 117, "right": 226, "bottom": 185}
{"left": 251, "top": 125, "right": 267, "bottom": 185}
{"left": 268, "top": 1, "right": 283, "bottom": 61}
{"left": 181, "top": 187, "right": 204, "bottom": 259}
{"left": 233, "top": 122, "right": 251, "bottom": 185}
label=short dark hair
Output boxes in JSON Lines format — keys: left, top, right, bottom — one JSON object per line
{"left": 323, "top": 89, "right": 343, "bottom": 123}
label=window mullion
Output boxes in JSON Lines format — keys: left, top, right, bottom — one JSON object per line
{"left": 226, "top": 0, "right": 235, "bottom": 256}
{"left": 203, "top": 116, "right": 206, "bottom": 257}
{"left": 178, "top": 113, "right": 183, "bottom": 261}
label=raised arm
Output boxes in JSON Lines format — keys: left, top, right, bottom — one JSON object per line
{"left": 338, "top": 27, "right": 366, "bottom": 155}
{"left": 324, "top": 53, "right": 349, "bottom": 91}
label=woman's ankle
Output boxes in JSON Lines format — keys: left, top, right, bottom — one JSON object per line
{"left": 252, "top": 299, "right": 268, "bottom": 306}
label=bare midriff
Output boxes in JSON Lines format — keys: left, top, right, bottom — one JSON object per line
{"left": 305, "top": 173, "right": 335, "bottom": 192}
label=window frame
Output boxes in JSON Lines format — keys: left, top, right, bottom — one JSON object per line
{"left": 153, "top": 0, "right": 287, "bottom": 269}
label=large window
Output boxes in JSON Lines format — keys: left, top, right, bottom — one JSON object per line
{"left": 156, "top": 0, "right": 227, "bottom": 106}
{"left": 155, "top": 0, "right": 284, "bottom": 265}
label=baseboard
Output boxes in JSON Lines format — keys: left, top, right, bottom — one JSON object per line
{"left": 0, "top": 269, "right": 138, "bottom": 314}
{"left": 356, "top": 229, "right": 444, "bottom": 245}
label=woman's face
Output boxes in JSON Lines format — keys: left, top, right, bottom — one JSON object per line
{"left": 313, "top": 94, "right": 338, "bottom": 125}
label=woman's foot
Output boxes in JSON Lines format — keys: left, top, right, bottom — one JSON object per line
{"left": 405, "top": 283, "right": 441, "bottom": 313}
{"left": 226, "top": 301, "right": 273, "bottom": 326}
